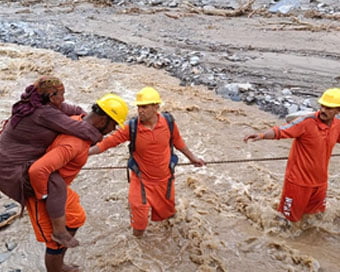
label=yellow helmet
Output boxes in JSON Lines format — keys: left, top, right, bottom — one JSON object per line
{"left": 96, "top": 93, "right": 128, "bottom": 128}
{"left": 318, "top": 88, "right": 340, "bottom": 108}
{"left": 134, "top": 87, "right": 162, "bottom": 105}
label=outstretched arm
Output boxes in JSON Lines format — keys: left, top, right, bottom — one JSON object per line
{"left": 243, "top": 129, "right": 275, "bottom": 143}
{"left": 88, "top": 127, "right": 130, "bottom": 156}
{"left": 178, "top": 146, "right": 205, "bottom": 167}
{"left": 89, "top": 145, "right": 101, "bottom": 155}
{"left": 40, "top": 105, "right": 102, "bottom": 144}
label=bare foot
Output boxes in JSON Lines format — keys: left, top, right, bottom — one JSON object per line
{"left": 62, "top": 263, "right": 80, "bottom": 272}
{"left": 51, "top": 232, "right": 79, "bottom": 248}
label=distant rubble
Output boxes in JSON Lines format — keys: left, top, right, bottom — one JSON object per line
{"left": 1, "top": 0, "right": 340, "bottom": 117}
{"left": 98, "top": 0, "right": 340, "bottom": 13}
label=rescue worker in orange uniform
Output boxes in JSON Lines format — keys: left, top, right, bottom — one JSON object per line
{"left": 244, "top": 88, "right": 340, "bottom": 222}
{"left": 89, "top": 87, "right": 205, "bottom": 237}
{"left": 0, "top": 76, "right": 103, "bottom": 248}
{"left": 27, "top": 94, "right": 128, "bottom": 272}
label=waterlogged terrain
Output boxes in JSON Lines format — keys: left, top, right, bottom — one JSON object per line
{"left": 0, "top": 1, "right": 340, "bottom": 271}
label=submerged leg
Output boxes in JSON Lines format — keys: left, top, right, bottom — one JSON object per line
{"left": 133, "top": 229, "right": 145, "bottom": 237}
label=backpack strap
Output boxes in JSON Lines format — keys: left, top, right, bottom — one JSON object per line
{"left": 161, "top": 111, "right": 174, "bottom": 151}
{"left": 127, "top": 117, "right": 139, "bottom": 183}
{"left": 128, "top": 112, "right": 174, "bottom": 160}
{"left": 161, "top": 112, "right": 179, "bottom": 199}
{"left": 127, "top": 116, "right": 146, "bottom": 203}
{"left": 127, "top": 112, "right": 178, "bottom": 201}
{"left": 128, "top": 117, "right": 138, "bottom": 156}
{"left": 161, "top": 112, "right": 178, "bottom": 175}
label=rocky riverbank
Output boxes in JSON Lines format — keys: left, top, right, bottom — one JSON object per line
{"left": 1, "top": 1, "right": 340, "bottom": 271}
{"left": 1, "top": 0, "right": 340, "bottom": 117}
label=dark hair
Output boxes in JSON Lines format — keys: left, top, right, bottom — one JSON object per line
{"left": 40, "top": 90, "right": 59, "bottom": 105}
{"left": 92, "top": 104, "right": 107, "bottom": 116}
{"left": 40, "top": 93, "right": 51, "bottom": 105}
{"left": 92, "top": 104, "right": 117, "bottom": 133}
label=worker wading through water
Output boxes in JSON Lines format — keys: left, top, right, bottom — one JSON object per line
{"left": 244, "top": 88, "right": 340, "bottom": 222}
{"left": 27, "top": 93, "right": 128, "bottom": 272}
{"left": 0, "top": 76, "right": 102, "bottom": 248}
{"left": 89, "top": 87, "right": 206, "bottom": 237}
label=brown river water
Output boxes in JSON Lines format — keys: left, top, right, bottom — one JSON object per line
{"left": 0, "top": 43, "right": 339, "bottom": 272}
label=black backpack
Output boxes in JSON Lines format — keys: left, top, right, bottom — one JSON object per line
{"left": 127, "top": 112, "right": 179, "bottom": 186}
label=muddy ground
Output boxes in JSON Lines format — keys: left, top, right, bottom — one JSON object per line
{"left": 0, "top": 1, "right": 340, "bottom": 272}
{"left": 1, "top": 0, "right": 340, "bottom": 115}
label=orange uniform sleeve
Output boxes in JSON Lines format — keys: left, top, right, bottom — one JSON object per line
{"left": 96, "top": 126, "right": 130, "bottom": 153}
{"left": 172, "top": 121, "right": 186, "bottom": 150}
{"left": 273, "top": 121, "right": 306, "bottom": 140}
{"left": 29, "top": 139, "right": 84, "bottom": 199}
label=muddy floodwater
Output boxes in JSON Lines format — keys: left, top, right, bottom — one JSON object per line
{"left": 0, "top": 43, "right": 339, "bottom": 272}
{"left": 0, "top": 1, "right": 340, "bottom": 272}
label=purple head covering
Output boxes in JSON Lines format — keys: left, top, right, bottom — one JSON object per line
{"left": 10, "top": 76, "right": 64, "bottom": 128}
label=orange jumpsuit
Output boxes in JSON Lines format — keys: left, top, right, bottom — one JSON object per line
{"left": 273, "top": 112, "right": 340, "bottom": 221}
{"left": 97, "top": 113, "right": 186, "bottom": 230}
{"left": 27, "top": 116, "right": 91, "bottom": 249}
